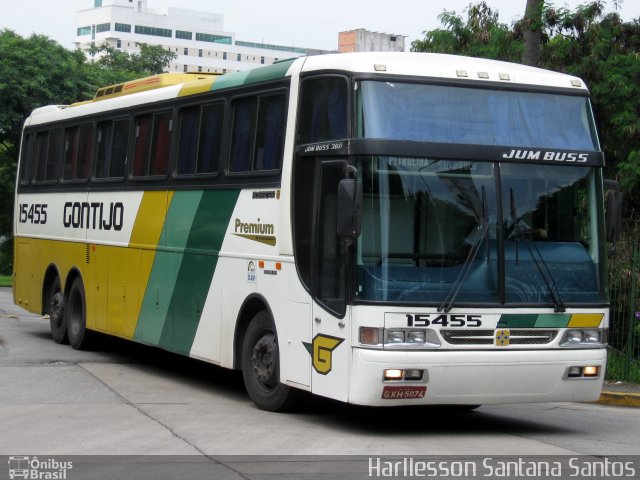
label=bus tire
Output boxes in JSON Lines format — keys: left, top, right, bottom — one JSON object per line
{"left": 65, "top": 277, "right": 94, "bottom": 350}
{"left": 242, "top": 310, "right": 296, "bottom": 412}
{"left": 49, "top": 277, "right": 68, "bottom": 344}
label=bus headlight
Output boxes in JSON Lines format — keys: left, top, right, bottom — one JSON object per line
{"left": 359, "top": 327, "right": 441, "bottom": 348}
{"left": 560, "top": 329, "right": 606, "bottom": 347}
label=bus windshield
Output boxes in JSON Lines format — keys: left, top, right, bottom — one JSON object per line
{"left": 356, "top": 81, "right": 598, "bottom": 150}
{"left": 355, "top": 157, "right": 605, "bottom": 306}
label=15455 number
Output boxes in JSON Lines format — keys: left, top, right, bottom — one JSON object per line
{"left": 18, "top": 203, "right": 48, "bottom": 224}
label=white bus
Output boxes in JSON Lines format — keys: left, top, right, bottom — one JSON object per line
{"left": 14, "top": 53, "right": 610, "bottom": 410}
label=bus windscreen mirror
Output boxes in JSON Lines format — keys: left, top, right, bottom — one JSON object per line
{"left": 337, "top": 178, "right": 362, "bottom": 238}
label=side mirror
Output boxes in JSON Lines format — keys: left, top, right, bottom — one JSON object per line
{"left": 604, "top": 179, "right": 622, "bottom": 252}
{"left": 337, "top": 178, "right": 362, "bottom": 238}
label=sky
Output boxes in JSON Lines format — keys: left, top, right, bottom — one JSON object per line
{"left": 1, "top": 0, "right": 639, "bottom": 52}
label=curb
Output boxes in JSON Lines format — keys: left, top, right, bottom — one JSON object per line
{"left": 597, "top": 391, "right": 640, "bottom": 408}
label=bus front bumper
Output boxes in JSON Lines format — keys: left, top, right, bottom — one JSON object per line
{"left": 349, "top": 348, "right": 606, "bottom": 406}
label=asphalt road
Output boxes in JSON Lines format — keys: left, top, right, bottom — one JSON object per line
{"left": 1, "top": 286, "right": 639, "bottom": 479}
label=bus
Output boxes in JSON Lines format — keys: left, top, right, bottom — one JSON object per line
{"left": 14, "top": 52, "right": 612, "bottom": 411}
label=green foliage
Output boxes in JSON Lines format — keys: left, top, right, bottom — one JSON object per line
{"left": 412, "top": 1, "right": 640, "bottom": 212}
{"left": 87, "top": 43, "right": 176, "bottom": 80}
{"left": 0, "top": 275, "right": 12, "bottom": 288}
{"left": 0, "top": 235, "right": 12, "bottom": 276}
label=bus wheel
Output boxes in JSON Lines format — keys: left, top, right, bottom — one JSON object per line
{"left": 65, "top": 277, "right": 94, "bottom": 350}
{"left": 242, "top": 311, "right": 296, "bottom": 412}
{"left": 49, "top": 277, "right": 68, "bottom": 344}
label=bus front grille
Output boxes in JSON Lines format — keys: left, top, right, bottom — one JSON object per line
{"left": 441, "top": 329, "right": 559, "bottom": 346}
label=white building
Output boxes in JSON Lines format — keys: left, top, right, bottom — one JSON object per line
{"left": 75, "top": 0, "right": 329, "bottom": 74}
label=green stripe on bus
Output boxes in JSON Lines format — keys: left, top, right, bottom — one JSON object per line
{"left": 534, "top": 314, "right": 571, "bottom": 328}
{"left": 158, "top": 189, "right": 240, "bottom": 354}
{"left": 497, "top": 314, "right": 538, "bottom": 328}
{"left": 211, "top": 59, "right": 295, "bottom": 92}
{"left": 134, "top": 191, "right": 203, "bottom": 345}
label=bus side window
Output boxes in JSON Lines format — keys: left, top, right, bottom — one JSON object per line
{"left": 46, "top": 129, "right": 63, "bottom": 182}
{"left": 177, "top": 106, "right": 200, "bottom": 175}
{"left": 133, "top": 114, "right": 152, "bottom": 177}
{"left": 95, "top": 121, "right": 113, "bottom": 179}
{"left": 229, "top": 97, "right": 257, "bottom": 173}
{"left": 110, "top": 119, "right": 130, "bottom": 179}
{"left": 150, "top": 112, "right": 172, "bottom": 176}
{"left": 297, "top": 77, "right": 348, "bottom": 144}
{"left": 19, "top": 133, "right": 32, "bottom": 185}
{"left": 63, "top": 127, "right": 80, "bottom": 181}
{"left": 255, "top": 93, "right": 286, "bottom": 171}
{"left": 198, "top": 103, "right": 223, "bottom": 174}
{"left": 33, "top": 131, "right": 50, "bottom": 182}
{"left": 76, "top": 124, "right": 94, "bottom": 180}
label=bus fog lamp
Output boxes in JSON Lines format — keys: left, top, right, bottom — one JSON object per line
{"left": 404, "top": 369, "right": 423, "bottom": 381}
{"left": 567, "top": 366, "right": 583, "bottom": 377}
{"left": 384, "top": 369, "right": 403, "bottom": 381}
{"left": 583, "top": 366, "right": 599, "bottom": 377}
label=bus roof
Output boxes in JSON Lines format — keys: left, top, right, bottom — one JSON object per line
{"left": 25, "top": 53, "right": 586, "bottom": 127}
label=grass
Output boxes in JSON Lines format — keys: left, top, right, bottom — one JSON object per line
{"left": 606, "top": 347, "right": 640, "bottom": 384}
{"left": 0, "top": 275, "right": 11, "bottom": 287}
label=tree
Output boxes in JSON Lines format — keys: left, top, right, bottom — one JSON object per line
{"left": 87, "top": 43, "right": 177, "bottom": 77}
{"left": 522, "top": 0, "right": 543, "bottom": 66}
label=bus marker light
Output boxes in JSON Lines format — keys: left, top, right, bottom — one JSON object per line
{"left": 360, "top": 327, "right": 381, "bottom": 345}
{"left": 456, "top": 70, "right": 468, "bottom": 78}
{"left": 275, "top": 262, "right": 282, "bottom": 270}
{"left": 374, "top": 64, "right": 387, "bottom": 72}
{"left": 384, "top": 369, "right": 403, "bottom": 381}
{"left": 258, "top": 260, "right": 265, "bottom": 269}
{"left": 499, "top": 73, "right": 511, "bottom": 81}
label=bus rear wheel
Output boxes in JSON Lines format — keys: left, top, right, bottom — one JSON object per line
{"left": 48, "top": 277, "right": 67, "bottom": 344}
{"left": 65, "top": 277, "right": 94, "bottom": 350}
{"left": 242, "top": 311, "right": 296, "bottom": 412}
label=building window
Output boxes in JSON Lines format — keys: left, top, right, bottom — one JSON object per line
{"left": 115, "top": 23, "right": 131, "bottom": 33}
{"left": 237, "top": 53, "right": 241, "bottom": 62}
{"left": 94, "top": 0, "right": 102, "bottom": 6}
{"left": 176, "top": 30, "right": 192, "bottom": 40}
{"left": 195, "top": 33, "right": 232, "bottom": 44}
{"left": 261, "top": 56, "right": 265, "bottom": 64}
{"left": 184, "top": 64, "right": 188, "bottom": 72}
{"left": 183, "top": 47, "right": 188, "bottom": 55}
{"left": 77, "top": 26, "right": 91, "bottom": 36}
{"left": 96, "top": 23, "right": 110, "bottom": 34}
{"left": 198, "top": 66, "right": 202, "bottom": 72}
{"left": 116, "top": 39, "right": 121, "bottom": 48}
{"left": 198, "top": 49, "right": 203, "bottom": 57}
{"left": 134, "top": 25, "right": 172, "bottom": 38}
{"left": 222, "top": 52, "right": 227, "bottom": 60}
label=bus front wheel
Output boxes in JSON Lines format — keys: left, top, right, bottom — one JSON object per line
{"left": 49, "top": 277, "right": 67, "bottom": 344}
{"left": 241, "top": 311, "right": 296, "bottom": 412}
{"left": 65, "top": 277, "right": 94, "bottom": 350}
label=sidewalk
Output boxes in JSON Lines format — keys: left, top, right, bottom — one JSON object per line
{"left": 597, "top": 380, "right": 640, "bottom": 408}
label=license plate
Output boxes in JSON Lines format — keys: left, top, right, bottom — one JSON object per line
{"left": 381, "top": 386, "right": 427, "bottom": 399}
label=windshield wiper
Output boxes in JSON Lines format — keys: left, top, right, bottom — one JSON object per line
{"left": 438, "top": 187, "right": 489, "bottom": 313}
{"left": 509, "top": 189, "right": 566, "bottom": 313}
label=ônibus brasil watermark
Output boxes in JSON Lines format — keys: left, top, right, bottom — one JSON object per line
{"left": 7, "top": 456, "right": 72, "bottom": 480}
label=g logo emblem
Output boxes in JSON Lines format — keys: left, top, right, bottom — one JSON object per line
{"left": 303, "top": 334, "right": 344, "bottom": 375}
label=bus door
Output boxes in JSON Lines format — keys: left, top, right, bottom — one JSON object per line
{"left": 310, "top": 160, "right": 350, "bottom": 402}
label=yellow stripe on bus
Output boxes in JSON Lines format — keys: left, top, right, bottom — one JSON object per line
{"left": 567, "top": 313, "right": 604, "bottom": 328}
